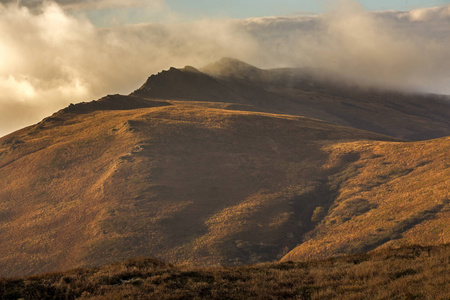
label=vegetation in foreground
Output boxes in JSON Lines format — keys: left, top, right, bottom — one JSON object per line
{"left": 1, "top": 244, "right": 449, "bottom": 300}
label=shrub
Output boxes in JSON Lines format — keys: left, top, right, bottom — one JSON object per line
{"left": 311, "top": 206, "right": 325, "bottom": 223}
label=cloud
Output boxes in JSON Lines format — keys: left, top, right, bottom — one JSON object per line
{"left": 0, "top": 2, "right": 257, "bottom": 137}
{"left": 399, "top": 5, "right": 450, "bottom": 21}
{"left": 0, "top": 1, "right": 449, "bottom": 137}
{"left": 0, "top": 0, "right": 164, "bottom": 11}
{"left": 240, "top": 2, "right": 450, "bottom": 93}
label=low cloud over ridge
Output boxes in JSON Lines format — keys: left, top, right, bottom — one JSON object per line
{"left": 1, "top": 1, "right": 449, "bottom": 137}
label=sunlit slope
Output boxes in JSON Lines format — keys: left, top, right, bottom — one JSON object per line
{"left": 282, "top": 137, "right": 450, "bottom": 262}
{"left": 0, "top": 96, "right": 395, "bottom": 277}
{"left": 1, "top": 95, "right": 448, "bottom": 278}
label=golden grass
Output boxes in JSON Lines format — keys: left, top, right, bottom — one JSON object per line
{"left": 283, "top": 137, "right": 450, "bottom": 261}
{"left": 1, "top": 244, "right": 448, "bottom": 299}
{"left": 0, "top": 100, "right": 448, "bottom": 278}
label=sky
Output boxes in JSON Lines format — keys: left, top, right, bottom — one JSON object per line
{"left": 74, "top": 0, "right": 450, "bottom": 26}
{"left": 0, "top": 0, "right": 450, "bottom": 137}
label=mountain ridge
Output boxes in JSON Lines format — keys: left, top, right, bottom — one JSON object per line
{"left": 132, "top": 58, "right": 450, "bottom": 140}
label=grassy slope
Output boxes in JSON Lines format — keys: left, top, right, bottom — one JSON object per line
{"left": 0, "top": 106, "right": 145, "bottom": 276}
{"left": 1, "top": 244, "right": 449, "bottom": 300}
{"left": 282, "top": 137, "right": 450, "bottom": 262}
{"left": 0, "top": 97, "right": 448, "bottom": 278}
{"left": 0, "top": 99, "right": 393, "bottom": 277}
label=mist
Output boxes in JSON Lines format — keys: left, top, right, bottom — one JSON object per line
{"left": 1, "top": 1, "right": 449, "bottom": 137}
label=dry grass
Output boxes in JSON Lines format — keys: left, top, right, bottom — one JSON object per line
{"left": 283, "top": 137, "right": 450, "bottom": 262}
{"left": 0, "top": 97, "right": 448, "bottom": 278}
{"left": 1, "top": 244, "right": 449, "bottom": 299}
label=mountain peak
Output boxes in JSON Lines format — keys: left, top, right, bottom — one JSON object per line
{"left": 201, "top": 57, "right": 263, "bottom": 79}
{"left": 181, "top": 65, "right": 201, "bottom": 73}
{"left": 130, "top": 63, "right": 244, "bottom": 102}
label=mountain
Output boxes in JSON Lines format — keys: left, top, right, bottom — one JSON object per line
{"left": 132, "top": 66, "right": 246, "bottom": 103}
{"left": 0, "top": 58, "right": 449, "bottom": 278}
{"left": 0, "top": 96, "right": 394, "bottom": 277}
{"left": 133, "top": 58, "right": 450, "bottom": 140}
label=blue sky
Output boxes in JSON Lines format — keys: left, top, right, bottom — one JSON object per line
{"left": 164, "top": 0, "right": 450, "bottom": 19}
{"left": 84, "top": 0, "right": 450, "bottom": 27}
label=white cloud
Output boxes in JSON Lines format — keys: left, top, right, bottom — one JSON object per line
{"left": 0, "top": 0, "right": 165, "bottom": 11}
{"left": 0, "top": 1, "right": 449, "bottom": 137}
{"left": 0, "top": 2, "right": 257, "bottom": 137}
{"left": 399, "top": 5, "right": 450, "bottom": 21}
{"left": 239, "top": 3, "right": 450, "bottom": 94}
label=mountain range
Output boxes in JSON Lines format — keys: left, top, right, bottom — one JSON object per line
{"left": 0, "top": 58, "right": 449, "bottom": 277}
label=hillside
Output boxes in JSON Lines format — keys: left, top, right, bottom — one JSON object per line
{"left": 0, "top": 90, "right": 449, "bottom": 278}
{"left": 0, "top": 95, "right": 394, "bottom": 277}
{"left": 132, "top": 58, "right": 450, "bottom": 140}
{"left": 1, "top": 58, "right": 449, "bottom": 278}
{"left": 281, "top": 136, "right": 450, "bottom": 262}
{"left": 1, "top": 245, "right": 449, "bottom": 299}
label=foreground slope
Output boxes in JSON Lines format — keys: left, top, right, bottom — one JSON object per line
{"left": 0, "top": 95, "right": 390, "bottom": 277}
{"left": 132, "top": 58, "right": 450, "bottom": 140}
{"left": 1, "top": 245, "right": 449, "bottom": 300}
{"left": 0, "top": 93, "right": 449, "bottom": 277}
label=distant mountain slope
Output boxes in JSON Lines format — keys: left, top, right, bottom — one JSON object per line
{"left": 133, "top": 58, "right": 450, "bottom": 140}
{"left": 0, "top": 93, "right": 448, "bottom": 277}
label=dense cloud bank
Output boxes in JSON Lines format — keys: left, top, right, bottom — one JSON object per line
{"left": 0, "top": 1, "right": 449, "bottom": 137}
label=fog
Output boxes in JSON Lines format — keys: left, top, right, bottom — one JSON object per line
{"left": 1, "top": 0, "right": 449, "bottom": 137}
